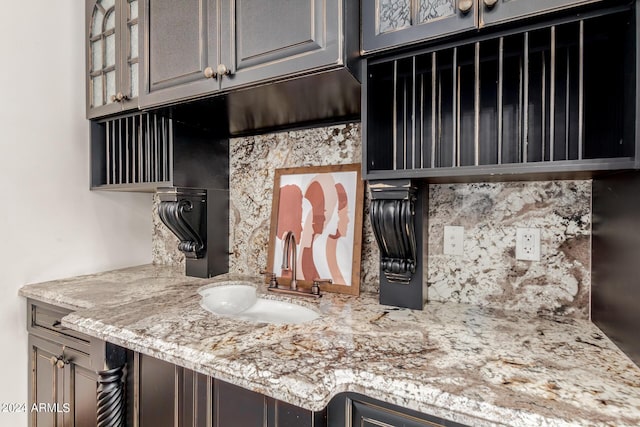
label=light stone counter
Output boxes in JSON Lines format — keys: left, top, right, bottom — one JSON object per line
{"left": 19, "top": 265, "right": 640, "bottom": 427}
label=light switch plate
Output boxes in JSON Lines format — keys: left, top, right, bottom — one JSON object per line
{"left": 516, "top": 227, "right": 541, "bottom": 261}
{"left": 443, "top": 226, "right": 464, "bottom": 256}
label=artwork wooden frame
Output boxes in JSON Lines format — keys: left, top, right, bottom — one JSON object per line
{"left": 267, "top": 163, "right": 364, "bottom": 296}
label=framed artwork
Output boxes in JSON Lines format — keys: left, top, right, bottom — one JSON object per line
{"left": 267, "top": 163, "right": 364, "bottom": 296}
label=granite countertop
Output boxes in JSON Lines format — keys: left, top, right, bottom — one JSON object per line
{"left": 19, "top": 264, "right": 640, "bottom": 427}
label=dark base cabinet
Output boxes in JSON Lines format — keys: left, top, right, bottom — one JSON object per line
{"left": 327, "top": 393, "right": 469, "bottom": 427}
{"left": 27, "top": 301, "right": 468, "bottom": 427}
{"left": 27, "top": 300, "right": 128, "bottom": 427}
{"left": 136, "top": 354, "right": 326, "bottom": 427}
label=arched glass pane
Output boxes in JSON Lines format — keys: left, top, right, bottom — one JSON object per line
{"left": 91, "top": 40, "right": 103, "bottom": 71}
{"left": 106, "top": 71, "right": 116, "bottom": 103}
{"left": 91, "top": 8, "right": 104, "bottom": 37}
{"left": 92, "top": 76, "right": 103, "bottom": 107}
{"left": 99, "top": 0, "right": 115, "bottom": 11}
{"left": 105, "top": 9, "right": 116, "bottom": 31}
{"left": 129, "top": 0, "right": 138, "bottom": 20}
{"left": 106, "top": 34, "right": 116, "bottom": 67}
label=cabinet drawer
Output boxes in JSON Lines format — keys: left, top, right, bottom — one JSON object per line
{"left": 28, "top": 300, "right": 91, "bottom": 350}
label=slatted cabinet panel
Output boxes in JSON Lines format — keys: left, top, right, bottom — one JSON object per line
{"left": 364, "top": 6, "right": 637, "bottom": 180}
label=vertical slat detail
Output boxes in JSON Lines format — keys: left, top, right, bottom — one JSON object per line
{"left": 138, "top": 114, "right": 144, "bottom": 182}
{"left": 146, "top": 114, "right": 151, "bottom": 182}
{"left": 403, "top": 75, "right": 408, "bottom": 170}
{"left": 542, "top": 50, "right": 546, "bottom": 161}
{"left": 550, "top": 26, "right": 556, "bottom": 162}
{"left": 518, "top": 56, "right": 523, "bottom": 163}
{"left": 125, "top": 116, "right": 130, "bottom": 184}
{"left": 131, "top": 115, "right": 137, "bottom": 183}
{"left": 474, "top": 42, "right": 480, "bottom": 166}
{"left": 112, "top": 120, "right": 117, "bottom": 184}
{"left": 106, "top": 120, "right": 111, "bottom": 185}
{"left": 393, "top": 61, "right": 398, "bottom": 171}
{"left": 168, "top": 118, "right": 174, "bottom": 182}
{"left": 412, "top": 57, "right": 416, "bottom": 170}
{"left": 162, "top": 117, "right": 168, "bottom": 181}
{"left": 452, "top": 47, "right": 458, "bottom": 167}
{"left": 118, "top": 118, "right": 123, "bottom": 184}
{"left": 565, "top": 50, "right": 571, "bottom": 159}
{"left": 578, "top": 20, "right": 584, "bottom": 160}
{"left": 420, "top": 73, "right": 424, "bottom": 169}
{"left": 431, "top": 52, "right": 437, "bottom": 169}
{"left": 153, "top": 115, "right": 158, "bottom": 181}
{"left": 498, "top": 37, "right": 504, "bottom": 165}
{"left": 523, "top": 32, "right": 529, "bottom": 163}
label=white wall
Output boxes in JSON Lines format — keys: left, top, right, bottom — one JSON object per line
{"left": 0, "top": 2, "right": 152, "bottom": 425}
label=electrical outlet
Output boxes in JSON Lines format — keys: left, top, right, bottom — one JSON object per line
{"left": 516, "top": 227, "right": 541, "bottom": 261}
{"left": 443, "top": 226, "right": 464, "bottom": 256}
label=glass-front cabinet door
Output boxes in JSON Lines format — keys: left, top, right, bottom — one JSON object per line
{"left": 362, "top": 0, "right": 477, "bottom": 53}
{"left": 86, "top": 0, "right": 139, "bottom": 119}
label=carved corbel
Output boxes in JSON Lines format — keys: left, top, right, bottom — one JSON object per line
{"left": 157, "top": 188, "right": 207, "bottom": 259}
{"left": 369, "top": 180, "right": 417, "bottom": 284}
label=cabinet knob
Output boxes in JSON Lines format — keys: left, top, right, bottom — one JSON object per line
{"left": 458, "top": 0, "right": 473, "bottom": 13}
{"left": 204, "top": 66, "right": 217, "bottom": 79}
{"left": 110, "top": 92, "right": 129, "bottom": 103}
{"left": 483, "top": 0, "right": 498, "bottom": 8}
{"left": 216, "top": 64, "right": 231, "bottom": 77}
{"left": 50, "top": 355, "right": 67, "bottom": 369}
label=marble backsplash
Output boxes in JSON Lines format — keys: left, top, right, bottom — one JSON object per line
{"left": 427, "top": 181, "right": 591, "bottom": 319}
{"left": 152, "top": 123, "right": 592, "bottom": 318}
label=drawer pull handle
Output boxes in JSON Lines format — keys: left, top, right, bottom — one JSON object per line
{"left": 52, "top": 320, "right": 67, "bottom": 330}
{"left": 484, "top": 0, "right": 498, "bottom": 8}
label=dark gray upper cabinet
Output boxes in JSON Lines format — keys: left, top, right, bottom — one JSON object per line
{"left": 362, "top": 0, "right": 476, "bottom": 54}
{"left": 140, "top": 0, "right": 358, "bottom": 109}
{"left": 139, "top": 0, "right": 220, "bottom": 108}
{"left": 219, "top": 0, "right": 342, "bottom": 89}
{"left": 86, "top": 0, "right": 140, "bottom": 119}
{"left": 362, "top": 0, "right": 604, "bottom": 54}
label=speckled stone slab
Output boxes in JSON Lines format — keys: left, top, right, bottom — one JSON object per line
{"left": 428, "top": 181, "right": 591, "bottom": 318}
{"left": 19, "top": 265, "right": 640, "bottom": 427}
{"left": 152, "top": 123, "right": 592, "bottom": 318}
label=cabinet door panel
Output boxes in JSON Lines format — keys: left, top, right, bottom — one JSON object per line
{"left": 139, "top": 355, "right": 176, "bottom": 427}
{"left": 480, "top": 0, "right": 602, "bottom": 27}
{"left": 214, "top": 379, "right": 266, "bottom": 426}
{"left": 141, "top": 0, "right": 219, "bottom": 107}
{"left": 362, "top": 0, "right": 476, "bottom": 53}
{"left": 69, "top": 364, "right": 98, "bottom": 427}
{"left": 29, "top": 336, "right": 65, "bottom": 427}
{"left": 220, "top": 0, "right": 341, "bottom": 89}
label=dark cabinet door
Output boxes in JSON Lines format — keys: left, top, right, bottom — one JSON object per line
{"left": 480, "top": 0, "right": 602, "bottom": 26}
{"left": 29, "top": 336, "right": 65, "bottom": 427}
{"left": 64, "top": 347, "right": 98, "bottom": 427}
{"left": 219, "top": 0, "right": 342, "bottom": 89}
{"left": 28, "top": 336, "right": 98, "bottom": 427}
{"left": 328, "top": 394, "right": 469, "bottom": 427}
{"left": 138, "top": 354, "right": 212, "bottom": 427}
{"left": 362, "top": 0, "right": 476, "bottom": 54}
{"left": 140, "top": 0, "right": 220, "bottom": 108}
